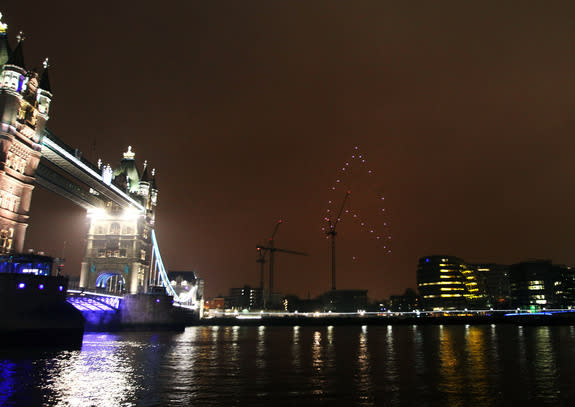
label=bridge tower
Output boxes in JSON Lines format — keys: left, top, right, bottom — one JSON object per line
{"left": 0, "top": 15, "right": 53, "bottom": 254}
{"left": 79, "top": 147, "right": 158, "bottom": 294}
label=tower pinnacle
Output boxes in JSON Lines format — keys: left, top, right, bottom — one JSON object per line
{"left": 123, "top": 146, "right": 135, "bottom": 160}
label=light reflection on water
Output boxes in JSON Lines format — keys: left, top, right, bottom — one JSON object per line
{"left": 533, "top": 327, "right": 560, "bottom": 403}
{"left": 1, "top": 325, "right": 575, "bottom": 406}
{"left": 355, "top": 325, "right": 374, "bottom": 406}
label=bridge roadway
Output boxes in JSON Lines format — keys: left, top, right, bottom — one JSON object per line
{"left": 35, "top": 129, "right": 145, "bottom": 211}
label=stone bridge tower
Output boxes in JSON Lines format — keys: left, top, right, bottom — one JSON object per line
{"left": 79, "top": 147, "right": 158, "bottom": 294}
{"left": 0, "top": 15, "right": 52, "bottom": 254}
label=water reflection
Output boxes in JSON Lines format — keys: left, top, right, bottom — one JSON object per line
{"left": 383, "top": 324, "right": 399, "bottom": 404}
{"left": 311, "top": 330, "right": 327, "bottom": 396}
{"left": 356, "top": 325, "right": 374, "bottom": 406}
{"left": 517, "top": 325, "right": 527, "bottom": 379}
{"left": 256, "top": 325, "right": 266, "bottom": 369}
{"left": 292, "top": 326, "right": 301, "bottom": 372}
{"left": 438, "top": 325, "right": 464, "bottom": 406}
{"left": 255, "top": 324, "right": 267, "bottom": 395}
{"left": 2, "top": 326, "right": 575, "bottom": 406}
{"left": 412, "top": 324, "right": 427, "bottom": 398}
{"left": 465, "top": 327, "right": 488, "bottom": 404}
{"left": 533, "top": 327, "right": 559, "bottom": 403}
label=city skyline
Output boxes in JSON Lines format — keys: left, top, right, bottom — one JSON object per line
{"left": 3, "top": 2, "right": 575, "bottom": 300}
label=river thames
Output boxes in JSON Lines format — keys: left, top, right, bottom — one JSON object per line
{"left": 1, "top": 324, "right": 575, "bottom": 406}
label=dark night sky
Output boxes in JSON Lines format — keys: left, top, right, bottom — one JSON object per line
{"left": 3, "top": 2, "right": 575, "bottom": 300}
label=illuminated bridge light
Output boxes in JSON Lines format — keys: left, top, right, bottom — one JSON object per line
{"left": 38, "top": 284, "right": 44, "bottom": 290}
{"left": 18, "top": 282, "right": 25, "bottom": 289}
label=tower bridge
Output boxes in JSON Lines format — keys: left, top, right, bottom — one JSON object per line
{"left": 0, "top": 12, "right": 201, "bottom": 320}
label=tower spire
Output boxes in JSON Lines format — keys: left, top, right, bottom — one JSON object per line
{"left": 8, "top": 31, "right": 25, "bottom": 68}
{"left": 39, "top": 58, "right": 51, "bottom": 92}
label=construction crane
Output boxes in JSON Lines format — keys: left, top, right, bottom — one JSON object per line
{"left": 257, "top": 220, "right": 308, "bottom": 307}
{"left": 325, "top": 190, "right": 351, "bottom": 291}
{"left": 256, "top": 247, "right": 266, "bottom": 291}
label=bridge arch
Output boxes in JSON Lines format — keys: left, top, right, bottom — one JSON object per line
{"left": 95, "top": 272, "right": 126, "bottom": 295}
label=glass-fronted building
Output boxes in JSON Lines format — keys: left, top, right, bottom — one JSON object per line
{"left": 417, "top": 255, "right": 486, "bottom": 310}
{"left": 509, "top": 260, "right": 575, "bottom": 309}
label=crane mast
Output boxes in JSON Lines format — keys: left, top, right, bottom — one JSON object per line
{"left": 325, "top": 190, "right": 350, "bottom": 291}
{"left": 256, "top": 220, "right": 307, "bottom": 309}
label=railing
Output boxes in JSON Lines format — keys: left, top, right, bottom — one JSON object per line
{"left": 67, "top": 290, "right": 123, "bottom": 311}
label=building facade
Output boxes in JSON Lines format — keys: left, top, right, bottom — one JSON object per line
{"left": 417, "top": 255, "right": 486, "bottom": 310}
{"left": 79, "top": 148, "right": 158, "bottom": 295}
{"left": 227, "top": 286, "right": 264, "bottom": 311}
{"left": 475, "top": 263, "right": 511, "bottom": 309}
{"left": 389, "top": 288, "right": 420, "bottom": 312}
{"left": 0, "top": 17, "right": 52, "bottom": 254}
{"left": 509, "top": 260, "right": 575, "bottom": 309}
{"left": 321, "top": 289, "right": 369, "bottom": 312}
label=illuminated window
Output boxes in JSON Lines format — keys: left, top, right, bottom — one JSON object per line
{"left": 6, "top": 151, "right": 13, "bottom": 168}
{"left": 110, "top": 223, "right": 121, "bottom": 234}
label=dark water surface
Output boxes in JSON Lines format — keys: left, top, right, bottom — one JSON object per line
{"left": 1, "top": 324, "right": 575, "bottom": 406}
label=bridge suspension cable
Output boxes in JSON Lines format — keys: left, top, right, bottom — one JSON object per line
{"left": 151, "top": 230, "right": 182, "bottom": 302}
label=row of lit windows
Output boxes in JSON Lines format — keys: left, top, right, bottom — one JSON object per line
{"left": 6, "top": 149, "right": 28, "bottom": 174}
{"left": 94, "top": 223, "right": 135, "bottom": 235}
{"left": 418, "top": 281, "right": 463, "bottom": 286}
{"left": 92, "top": 240, "right": 133, "bottom": 249}
{"left": 423, "top": 294, "right": 464, "bottom": 298}
{"left": 0, "top": 70, "right": 24, "bottom": 92}
{"left": 0, "top": 191, "right": 20, "bottom": 213}
{"left": 97, "top": 249, "right": 127, "bottom": 258}
{"left": 95, "top": 248, "right": 146, "bottom": 260}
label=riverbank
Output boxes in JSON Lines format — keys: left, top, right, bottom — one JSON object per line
{"left": 197, "top": 310, "right": 575, "bottom": 327}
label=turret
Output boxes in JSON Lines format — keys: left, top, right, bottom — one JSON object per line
{"left": 139, "top": 160, "right": 151, "bottom": 198}
{"left": 150, "top": 168, "right": 158, "bottom": 207}
{"left": 36, "top": 58, "right": 52, "bottom": 116}
{"left": 0, "top": 31, "right": 27, "bottom": 94}
{"left": 0, "top": 19, "right": 52, "bottom": 142}
{"left": 113, "top": 146, "right": 140, "bottom": 193}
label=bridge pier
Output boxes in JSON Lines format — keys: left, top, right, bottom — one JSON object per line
{"left": 70, "top": 292, "right": 194, "bottom": 331}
